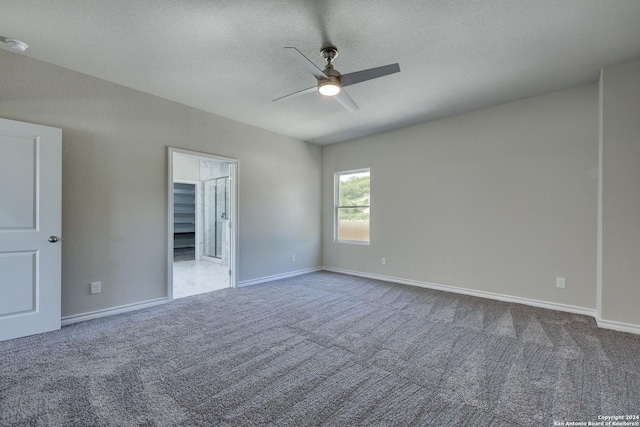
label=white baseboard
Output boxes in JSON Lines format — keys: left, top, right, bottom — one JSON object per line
{"left": 61, "top": 297, "right": 169, "bottom": 326}
{"left": 322, "top": 267, "right": 597, "bottom": 318}
{"left": 238, "top": 267, "right": 323, "bottom": 288}
{"left": 60, "top": 267, "right": 322, "bottom": 326}
{"left": 59, "top": 268, "right": 640, "bottom": 336}
{"left": 595, "top": 316, "right": 640, "bottom": 335}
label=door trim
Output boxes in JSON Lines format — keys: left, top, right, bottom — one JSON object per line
{"left": 167, "top": 147, "right": 239, "bottom": 301}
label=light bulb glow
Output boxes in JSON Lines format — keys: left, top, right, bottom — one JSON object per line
{"left": 318, "top": 82, "right": 341, "bottom": 96}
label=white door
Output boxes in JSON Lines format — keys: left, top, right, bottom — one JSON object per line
{"left": 0, "top": 118, "right": 62, "bottom": 341}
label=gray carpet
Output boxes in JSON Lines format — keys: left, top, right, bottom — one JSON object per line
{"left": 1, "top": 271, "right": 639, "bottom": 426}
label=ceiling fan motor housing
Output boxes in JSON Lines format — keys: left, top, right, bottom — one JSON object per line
{"left": 318, "top": 46, "right": 342, "bottom": 93}
{"left": 319, "top": 48, "right": 342, "bottom": 95}
{"left": 318, "top": 67, "right": 341, "bottom": 95}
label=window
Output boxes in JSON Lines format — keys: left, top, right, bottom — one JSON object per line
{"left": 335, "top": 168, "right": 370, "bottom": 244}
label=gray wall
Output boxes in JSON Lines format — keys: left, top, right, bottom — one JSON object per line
{"left": 323, "top": 85, "right": 598, "bottom": 310}
{"left": 3, "top": 45, "right": 637, "bottom": 329}
{"left": 173, "top": 153, "right": 200, "bottom": 182}
{"left": 599, "top": 58, "right": 640, "bottom": 327}
{"left": 0, "top": 49, "right": 322, "bottom": 318}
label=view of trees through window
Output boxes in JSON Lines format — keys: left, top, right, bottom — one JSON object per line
{"left": 336, "top": 170, "right": 370, "bottom": 242}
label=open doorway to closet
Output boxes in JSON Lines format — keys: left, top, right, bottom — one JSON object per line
{"left": 168, "top": 148, "right": 238, "bottom": 300}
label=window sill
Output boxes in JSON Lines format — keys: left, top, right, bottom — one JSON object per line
{"left": 335, "top": 239, "right": 370, "bottom": 246}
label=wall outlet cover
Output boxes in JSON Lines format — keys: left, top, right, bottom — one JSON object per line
{"left": 90, "top": 281, "right": 101, "bottom": 294}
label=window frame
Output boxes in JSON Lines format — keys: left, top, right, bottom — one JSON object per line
{"left": 334, "top": 168, "right": 371, "bottom": 245}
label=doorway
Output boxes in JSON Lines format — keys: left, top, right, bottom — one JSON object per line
{"left": 168, "top": 148, "right": 238, "bottom": 300}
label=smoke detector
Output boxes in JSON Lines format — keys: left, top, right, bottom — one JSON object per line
{"left": 2, "top": 37, "right": 28, "bottom": 52}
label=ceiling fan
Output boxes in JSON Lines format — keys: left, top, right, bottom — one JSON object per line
{"left": 273, "top": 46, "right": 400, "bottom": 112}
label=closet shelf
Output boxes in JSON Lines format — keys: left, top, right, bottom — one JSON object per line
{"left": 173, "top": 182, "right": 196, "bottom": 250}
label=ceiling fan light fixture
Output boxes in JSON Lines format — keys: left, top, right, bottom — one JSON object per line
{"left": 318, "top": 80, "right": 341, "bottom": 96}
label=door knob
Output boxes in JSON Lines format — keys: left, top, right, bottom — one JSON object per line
{"left": 48, "top": 236, "right": 61, "bottom": 243}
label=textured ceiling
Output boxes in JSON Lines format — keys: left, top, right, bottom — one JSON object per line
{"left": 1, "top": 1, "right": 640, "bottom": 145}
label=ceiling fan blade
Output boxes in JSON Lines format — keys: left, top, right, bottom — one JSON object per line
{"left": 285, "top": 47, "right": 327, "bottom": 81}
{"left": 341, "top": 63, "right": 401, "bottom": 87}
{"left": 334, "top": 89, "right": 359, "bottom": 113}
{"left": 273, "top": 86, "right": 317, "bottom": 102}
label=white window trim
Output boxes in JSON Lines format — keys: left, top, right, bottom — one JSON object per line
{"left": 334, "top": 168, "right": 371, "bottom": 245}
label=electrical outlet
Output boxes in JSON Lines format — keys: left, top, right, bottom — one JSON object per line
{"left": 556, "top": 277, "right": 566, "bottom": 289}
{"left": 90, "top": 281, "right": 101, "bottom": 294}
{"left": 291, "top": 254, "right": 295, "bottom": 262}
{"left": 381, "top": 257, "right": 386, "bottom": 266}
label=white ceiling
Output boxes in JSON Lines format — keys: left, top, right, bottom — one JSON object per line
{"left": 1, "top": 1, "right": 640, "bottom": 145}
